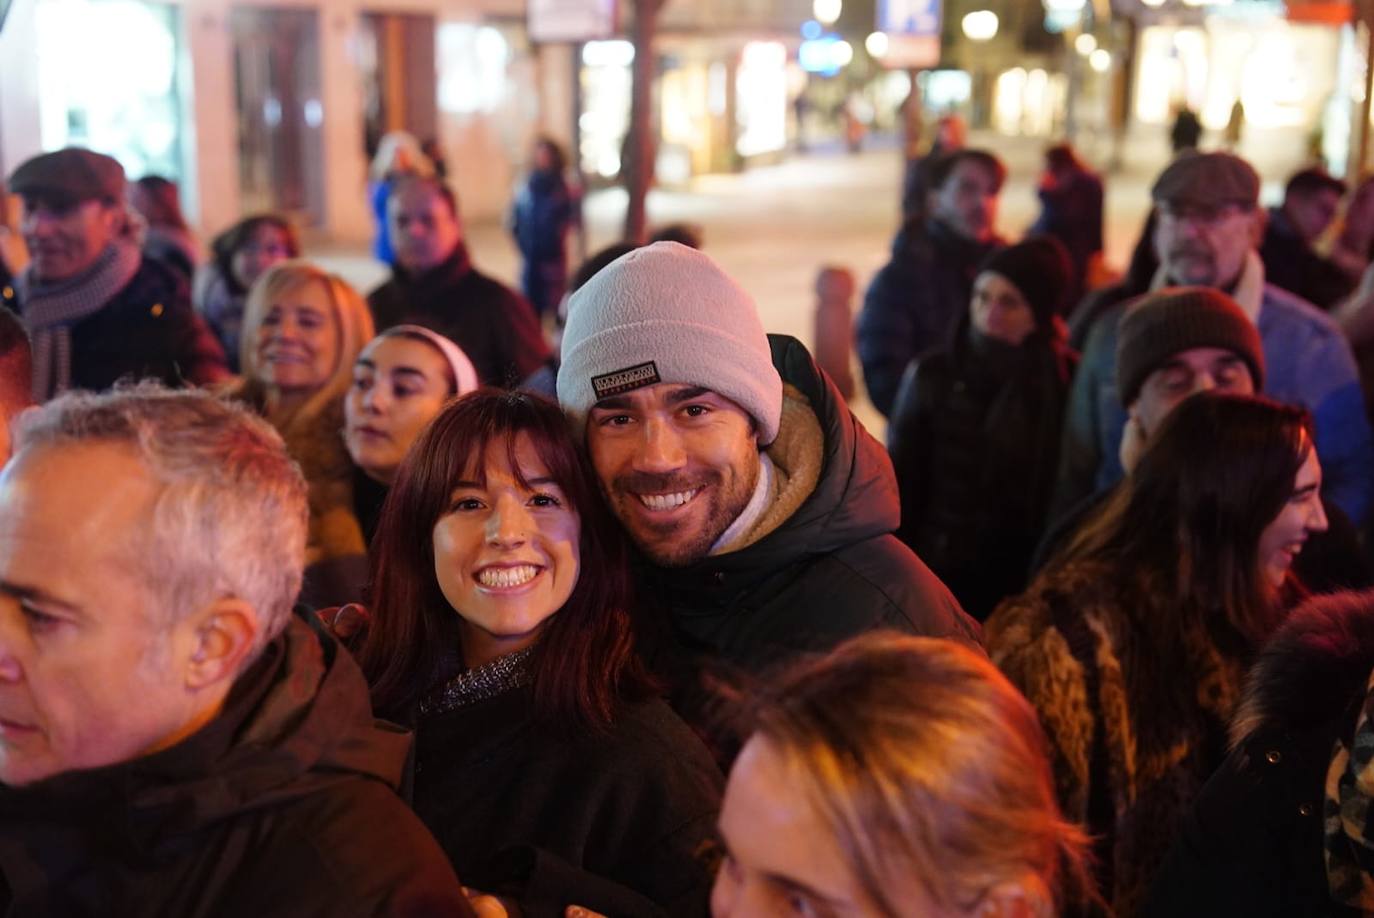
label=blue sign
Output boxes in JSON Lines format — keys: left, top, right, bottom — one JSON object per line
{"left": 878, "top": 0, "right": 941, "bottom": 68}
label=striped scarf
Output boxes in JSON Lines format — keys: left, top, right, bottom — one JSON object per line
{"left": 17, "top": 241, "right": 142, "bottom": 401}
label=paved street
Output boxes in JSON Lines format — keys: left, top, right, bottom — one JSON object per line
{"left": 318, "top": 126, "right": 1312, "bottom": 435}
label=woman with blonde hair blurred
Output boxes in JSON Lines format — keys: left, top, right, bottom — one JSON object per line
{"left": 712, "top": 633, "right": 1097, "bottom": 918}
{"left": 369, "top": 131, "right": 434, "bottom": 266}
{"left": 226, "top": 260, "right": 375, "bottom": 596}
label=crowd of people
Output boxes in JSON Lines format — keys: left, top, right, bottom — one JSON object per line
{"left": 3, "top": 123, "right": 1374, "bottom": 917}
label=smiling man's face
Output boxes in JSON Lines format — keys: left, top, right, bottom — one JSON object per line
{"left": 586, "top": 383, "right": 761, "bottom": 567}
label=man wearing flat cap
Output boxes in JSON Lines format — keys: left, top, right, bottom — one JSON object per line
{"left": 5, "top": 148, "right": 227, "bottom": 401}
{"left": 1053, "top": 151, "right": 1373, "bottom": 525}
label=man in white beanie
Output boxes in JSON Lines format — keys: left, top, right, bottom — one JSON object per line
{"left": 558, "top": 242, "right": 980, "bottom": 721}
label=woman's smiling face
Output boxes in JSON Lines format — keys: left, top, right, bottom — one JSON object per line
{"left": 431, "top": 433, "right": 581, "bottom": 668}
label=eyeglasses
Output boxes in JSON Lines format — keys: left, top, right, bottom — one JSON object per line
{"left": 1158, "top": 202, "right": 1251, "bottom": 227}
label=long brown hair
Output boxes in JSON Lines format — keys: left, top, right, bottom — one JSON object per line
{"left": 1058, "top": 391, "right": 1313, "bottom": 644}
{"left": 742, "top": 633, "right": 1096, "bottom": 916}
{"left": 356, "top": 388, "right": 654, "bottom": 728}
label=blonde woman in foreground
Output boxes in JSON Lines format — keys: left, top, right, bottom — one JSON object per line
{"left": 712, "top": 634, "right": 1099, "bottom": 918}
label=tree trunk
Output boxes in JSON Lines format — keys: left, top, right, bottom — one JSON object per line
{"left": 624, "top": 0, "right": 662, "bottom": 243}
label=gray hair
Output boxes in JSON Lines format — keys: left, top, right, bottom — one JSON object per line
{"left": 13, "top": 383, "right": 308, "bottom": 659}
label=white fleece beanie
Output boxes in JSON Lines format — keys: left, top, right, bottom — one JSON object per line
{"left": 557, "top": 241, "right": 783, "bottom": 444}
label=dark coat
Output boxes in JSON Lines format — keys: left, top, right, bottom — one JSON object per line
{"left": 367, "top": 246, "right": 551, "bottom": 388}
{"left": 11, "top": 255, "right": 228, "bottom": 392}
{"left": 857, "top": 218, "right": 1003, "bottom": 415}
{"left": 640, "top": 335, "right": 982, "bottom": 730}
{"left": 413, "top": 689, "right": 722, "bottom": 918}
{"left": 1260, "top": 206, "right": 1355, "bottom": 311}
{"left": 1032, "top": 169, "right": 1104, "bottom": 303}
{"left": 0, "top": 613, "right": 471, "bottom": 918}
{"left": 1145, "top": 592, "right": 1374, "bottom": 918}
{"left": 888, "top": 320, "right": 1076, "bottom": 619}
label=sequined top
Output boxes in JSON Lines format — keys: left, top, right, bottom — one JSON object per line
{"left": 417, "top": 645, "right": 535, "bottom": 718}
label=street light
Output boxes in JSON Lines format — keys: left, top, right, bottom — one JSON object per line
{"left": 1089, "top": 48, "right": 1112, "bottom": 72}
{"left": 865, "top": 31, "right": 889, "bottom": 59}
{"left": 814, "top": 0, "right": 841, "bottom": 25}
{"left": 1074, "top": 33, "right": 1097, "bottom": 56}
{"left": 961, "top": 10, "right": 999, "bottom": 42}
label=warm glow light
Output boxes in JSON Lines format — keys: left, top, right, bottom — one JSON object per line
{"left": 1141, "top": 0, "right": 1164, "bottom": 5}
{"left": 1089, "top": 48, "right": 1112, "bottom": 72}
{"left": 1074, "top": 33, "right": 1097, "bottom": 56}
{"left": 865, "top": 31, "right": 889, "bottom": 58}
{"left": 833, "top": 40, "right": 854, "bottom": 66}
{"left": 813, "top": 0, "right": 842, "bottom": 25}
{"left": 962, "top": 10, "right": 999, "bottom": 42}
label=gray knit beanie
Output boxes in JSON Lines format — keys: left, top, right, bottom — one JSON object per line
{"left": 558, "top": 241, "right": 783, "bottom": 443}
{"left": 1116, "top": 286, "right": 1265, "bottom": 407}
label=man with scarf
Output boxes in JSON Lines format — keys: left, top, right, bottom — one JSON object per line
{"left": 6, "top": 148, "right": 227, "bottom": 402}
{"left": 1052, "top": 152, "right": 1374, "bottom": 525}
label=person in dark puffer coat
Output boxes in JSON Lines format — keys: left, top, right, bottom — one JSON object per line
{"left": 1146, "top": 590, "right": 1374, "bottom": 917}
{"left": 888, "top": 236, "right": 1077, "bottom": 620}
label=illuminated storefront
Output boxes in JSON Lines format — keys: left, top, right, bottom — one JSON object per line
{"left": 33, "top": 0, "right": 188, "bottom": 181}
{"left": 1132, "top": 18, "right": 1342, "bottom": 136}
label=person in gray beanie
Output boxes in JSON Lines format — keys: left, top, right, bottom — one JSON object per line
{"left": 558, "top": 241, "right": 980, "bottom": 739}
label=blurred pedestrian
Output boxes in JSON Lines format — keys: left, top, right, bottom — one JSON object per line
{"left": 1332, "top": 176, "right": 1374, "bottom": 281}
{"left": 811, "top": 265, "right": 856, "bottom": 401}
{"left": 0, "top": 384, "right": 470, "bottom": 917}
{"left": 225, "top": 261, "right": 375, "bottom": 600}
{"left": 128, "top": 175, "right": 201, "bottom": 282}
{"left": 1260, "top": 167, "right": 1352, "bottom": 310}
{"left": 6, "top": 148, "right": 228, "bottom": 400}
{"left": 344, "top": 324, "right": 479, "bottom": 543}
{"left": 1031, "top": 143, "right": 1104, "bottom": 304}
{"left": 510, "top": 137, "right": 578, "bottom": 321}
{"left": 1224, "top": 98, "right": 1246, "bottom": 150}
{"left": 991, "top": 392, "right": 1328, "bottom": 914}
{"left": 712, "top": 633, "right": 1098, "bottom": 917}
{"left": 1170, "top": 105, "right": 1203, "bottom": 153}
{"left": 558, "top": 242, "right": 979, "bottom": 742}
{"left": 355, "top": 389, "right": 723, "bottom": 914}
{"left": 369, "top": 131, "right": 434, "bottom": 267}
{"left": 1054, "top": 152, "right": 1373, "bottom": 525}
{"left": 888, "top": 237, "right": 1077, "bottom": 620}
{"left": 900, "top": 112, "right": 966, "bottom": 221}
{"left": 860, "top": 148, "right": 1007, "bottom": 416}
{"left": 194, "top": 213, "right": 299, "bottom": 372}
{"left": 1147, "top": 591, "right": 1374, "bottom": 916}
{"left": 370, "top": 176, "right": 552, "bottom": 391}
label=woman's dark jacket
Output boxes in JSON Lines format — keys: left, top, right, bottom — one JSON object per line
{"left": 411, "top": 686, "right": 723, "bottom": 918}
{"left": 888, "top": 319, "right": 1077, "bottom": 619}
{"left": 0, "top": 613, "right": 470, "bottom": 918}
{"left": 1146, "top": 592, "right": 1374, "bottom": 918}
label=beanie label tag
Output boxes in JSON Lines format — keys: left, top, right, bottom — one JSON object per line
{"left": 592, "top": 361, "right": 661, "bottom": 399}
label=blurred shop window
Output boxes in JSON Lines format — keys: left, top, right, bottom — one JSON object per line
{"left": 35, "top": 0, "right": 185, "bottom": 180}
{"left": 438, "top": 24, "right": 510, "bottom": 115}
{"left": 579, "top": 41, "right": 634, "bottom": 180}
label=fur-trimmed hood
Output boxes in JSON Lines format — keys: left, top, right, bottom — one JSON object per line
{"left": 1231, "top": 590, "right": 1374, "bottom": 747}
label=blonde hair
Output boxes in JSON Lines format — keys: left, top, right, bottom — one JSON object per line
{"left": 370, "top": 131, "right": 435, "bottom": 182}
{"left": 239, "top": 260, "right": 375, "bottom": 432}
{"left": 746, "top": 634, "right": 1095, "bottom": 916}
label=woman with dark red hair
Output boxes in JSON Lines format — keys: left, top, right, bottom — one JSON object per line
{"left": 354, "top": 388, "right": 722, "bottom": 916}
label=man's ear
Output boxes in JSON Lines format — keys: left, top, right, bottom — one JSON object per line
{"left": 184, "top": 598, "right": 260, "bottom": 690}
